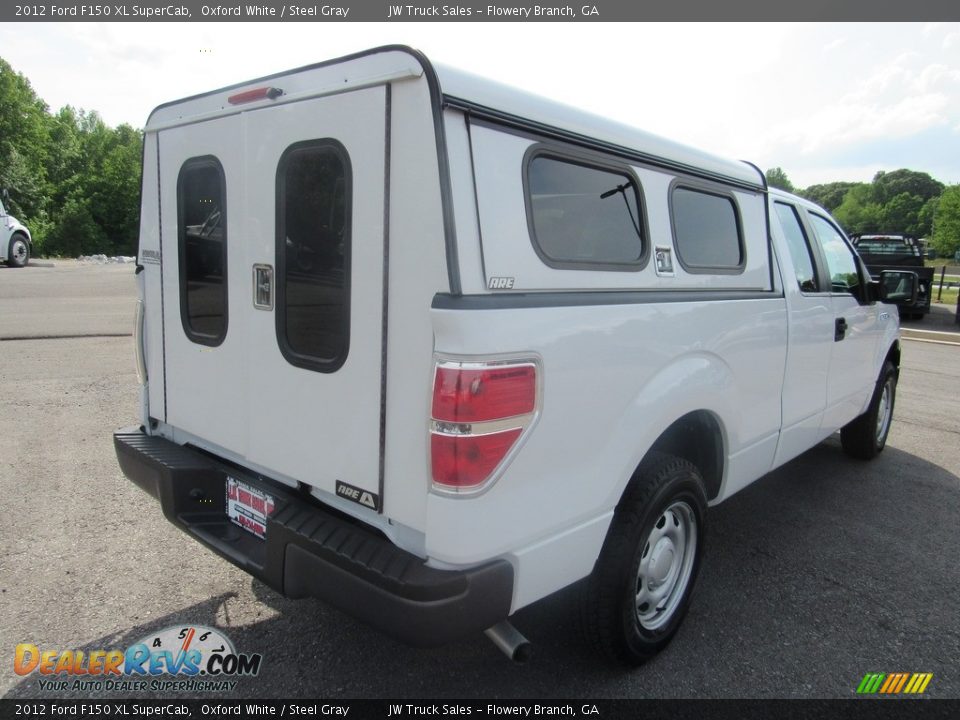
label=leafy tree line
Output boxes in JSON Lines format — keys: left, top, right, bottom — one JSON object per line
{"left": 766, "top": 166, "right": 960, "bottom": 258}
{"left": 1, "top": 56, "right": 141, "bottom": 257}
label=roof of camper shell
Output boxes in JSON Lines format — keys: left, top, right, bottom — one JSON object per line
{"left": 145, "top": 45, "right": 765, "bottom": 190}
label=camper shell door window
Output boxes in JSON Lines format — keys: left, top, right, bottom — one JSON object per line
{"left": 275, "top": 139, "right": 352, "bottom": 373}
{"left": 178, "top": 156, "right": 228, "bottom": 347}
{"left": 523, "top": 149, "right": 649, "bottom": 271}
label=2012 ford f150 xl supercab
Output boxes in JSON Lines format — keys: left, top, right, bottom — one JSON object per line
{"left": 115, "top": 46, "right": 917, "bottom": 664}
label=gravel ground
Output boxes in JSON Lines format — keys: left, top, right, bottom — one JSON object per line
{"left": 1, "top": 262, "right": 957, "bottom": 700}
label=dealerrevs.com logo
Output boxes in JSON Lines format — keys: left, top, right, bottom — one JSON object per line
{"left": 14, "top": 625, "right": 263, "bottom": 693}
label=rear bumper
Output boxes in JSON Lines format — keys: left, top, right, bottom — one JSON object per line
{"left": 114, "top": 427, "right": 513, "bottom": 647}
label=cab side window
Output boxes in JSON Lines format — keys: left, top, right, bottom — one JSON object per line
{"left": 808, "top": 213, "right": 860, "bottom": 296}
{"left": 773, "top": 202, "right": 818, "bottom": 293}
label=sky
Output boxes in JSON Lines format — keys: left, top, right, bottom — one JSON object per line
{"left": 1, "top": 22, "right": 959, "bottom": 189}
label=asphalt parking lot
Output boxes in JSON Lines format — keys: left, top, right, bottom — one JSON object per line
{"left": 1, "top": 261, "right": 958, "bottom": 700}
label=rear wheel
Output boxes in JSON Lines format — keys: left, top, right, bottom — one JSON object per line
{"left": 7, "top": 234, "right": 29, "bottom": 268}
{"left": 581, "top": 452, "right": 707, "bottom": 665}
{"left": 841, "top": 361, "right": 897, "bottom": 460}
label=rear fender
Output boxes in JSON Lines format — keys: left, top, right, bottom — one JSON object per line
{"left": 601, "top": 352, "right": 734, "bottom": 509}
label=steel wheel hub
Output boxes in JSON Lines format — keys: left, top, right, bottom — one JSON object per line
{"left": 876, "top": 378, "right": 893, "bottom": 443}
{"left": 635, "top": 501, "right": 697, "bottom": 631}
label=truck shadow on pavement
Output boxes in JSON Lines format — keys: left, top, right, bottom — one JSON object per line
{"left": 6, "top": 441, "right": 958, "bottom": 700}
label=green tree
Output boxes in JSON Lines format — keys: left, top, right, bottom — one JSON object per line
{"left": 799, "top": 182, "right": 858, "bottom": 212}
{"left": 931, "top": 185, "right": 960, "bottom": 258}
{"left": 881, "top": 193, "right": 926, "bottom": 237}
{"left": 0, "top": 57, "right": 50, "bottom": 220}
{"left": 833, "top": 184, "right": 884, "bottom": 234}
{"left": 45, "top": 107, "right": 85, "bottom": 208}
{"left": 917, "top": 196, "right": 939, "bottom": 239}
{"left": 766, "top": 167, "right": 794, "bottom": 193}
{"left": 43, "top": 197, "right": 107, "bottom": 257}
{"left": 872, "top": 169, "right": 944, "bottom": 205}
{"left": 34, "top": 106, "right": 142, "bottom": 255}
{"left": 2, "top": 56, "right": 145, "bottom": 257}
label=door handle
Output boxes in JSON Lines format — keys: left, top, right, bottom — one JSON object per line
{"left": 835, "top": 317, "right": 848, "bottom": 342}
{"left": 253, "top": 264, "right": 274, "bottom": 310}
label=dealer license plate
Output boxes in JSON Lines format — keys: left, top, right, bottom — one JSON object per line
{"left": 226, "top": 476, "right": 275, "bottom": 540}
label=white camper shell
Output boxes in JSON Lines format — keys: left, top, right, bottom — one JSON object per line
{"left": 116, "top": 46, "right": 910, "bottom": 663}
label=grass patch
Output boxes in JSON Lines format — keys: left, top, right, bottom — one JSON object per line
{"left": 925, "top": 259, "right": 960, "bottom": 271}
{"left": 931, "top": 287, "right": 958, "bottom": 306}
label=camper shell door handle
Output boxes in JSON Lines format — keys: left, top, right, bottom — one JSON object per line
{"left": 253, "top": 264, "right": 274, "bottom": 310}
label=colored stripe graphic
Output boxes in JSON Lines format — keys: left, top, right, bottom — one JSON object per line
{"left": 879, "top": 674, "right": 897, "bottom": 693}
{"left": 857, "top": 673, "right": 886, "bottom": 694}
{"left": 905, "top": 673, "right": 933, "bottom": 694}
{"left": 857, "top": 672, "right": 932, "bottom": 695}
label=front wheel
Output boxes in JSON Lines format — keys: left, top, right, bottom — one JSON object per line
{"left": 841, "top": 360, "right": 897, "bottom": 460}
{"left": 581, "top": 452, "right": 707, "bottom": 665}
{"left": 7, "top": 234, "right": 29, "bottom": 268}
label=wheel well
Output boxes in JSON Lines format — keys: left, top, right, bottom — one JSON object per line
{"left": 643, "top": 411, "right": 723, "bottom": 501}
{"left": 885, "top": 341, "right": 901, "bottom": 376}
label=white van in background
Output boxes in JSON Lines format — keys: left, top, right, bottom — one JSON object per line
{"left": 115, "top": 46, "right": 916, "bottom": 664}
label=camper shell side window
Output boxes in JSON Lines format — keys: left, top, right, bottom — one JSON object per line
{"left": 275, "top": 139, "right": 352, "bottom": 373}
{"left": 669, "top": 181, "right": 746, "bottom": 275}
{"left": 522, "top": 146, "right": 649, "bottom": 271}
{"left": 178, "top": 156, "right": 228, "bottom": 347}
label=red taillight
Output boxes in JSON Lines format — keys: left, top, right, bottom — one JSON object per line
{"left": 432, "top": 365, "right": 536, "bottom": 422}
{"left": 430, "top": 360, "right": 538, "bottom": 493}
{"left": 431, "top": 430, "right": 522, "bottom": 489}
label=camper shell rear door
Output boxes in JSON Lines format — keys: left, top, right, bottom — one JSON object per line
{"left": 157, "top": 85, "right": 387, "bottom": 509}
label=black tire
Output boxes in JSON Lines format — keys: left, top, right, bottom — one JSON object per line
{"left": 841, "top": 360, "right": 897, "bottom": 460}
{"left": 581, "top": 452, "right": 707, "bottom": 665}
{"left": 7, "top": 234, "right": 29, "bottom": 268}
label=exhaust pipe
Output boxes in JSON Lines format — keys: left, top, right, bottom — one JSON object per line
{"left": 484, "top": 621, "right": 532, "bottom": 663}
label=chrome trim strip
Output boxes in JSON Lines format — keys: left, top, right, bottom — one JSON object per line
{"left": 430, "top": 413, "right": 535, "bottom": 437}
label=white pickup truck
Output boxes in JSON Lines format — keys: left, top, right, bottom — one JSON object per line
{"left": 115, "top": 46, "right": 917, "bottom": 664}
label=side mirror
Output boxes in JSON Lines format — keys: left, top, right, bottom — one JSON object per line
{"left": 876, "top": 270, "right": 918, "bottom": 305}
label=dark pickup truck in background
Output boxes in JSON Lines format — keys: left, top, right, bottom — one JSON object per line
{"left": 851, "top": 234, "right": 933, "bottom": 320}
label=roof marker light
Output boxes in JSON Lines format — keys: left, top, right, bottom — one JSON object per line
{"left": 228, "top": 87, "right": 284, "bottom": 105}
